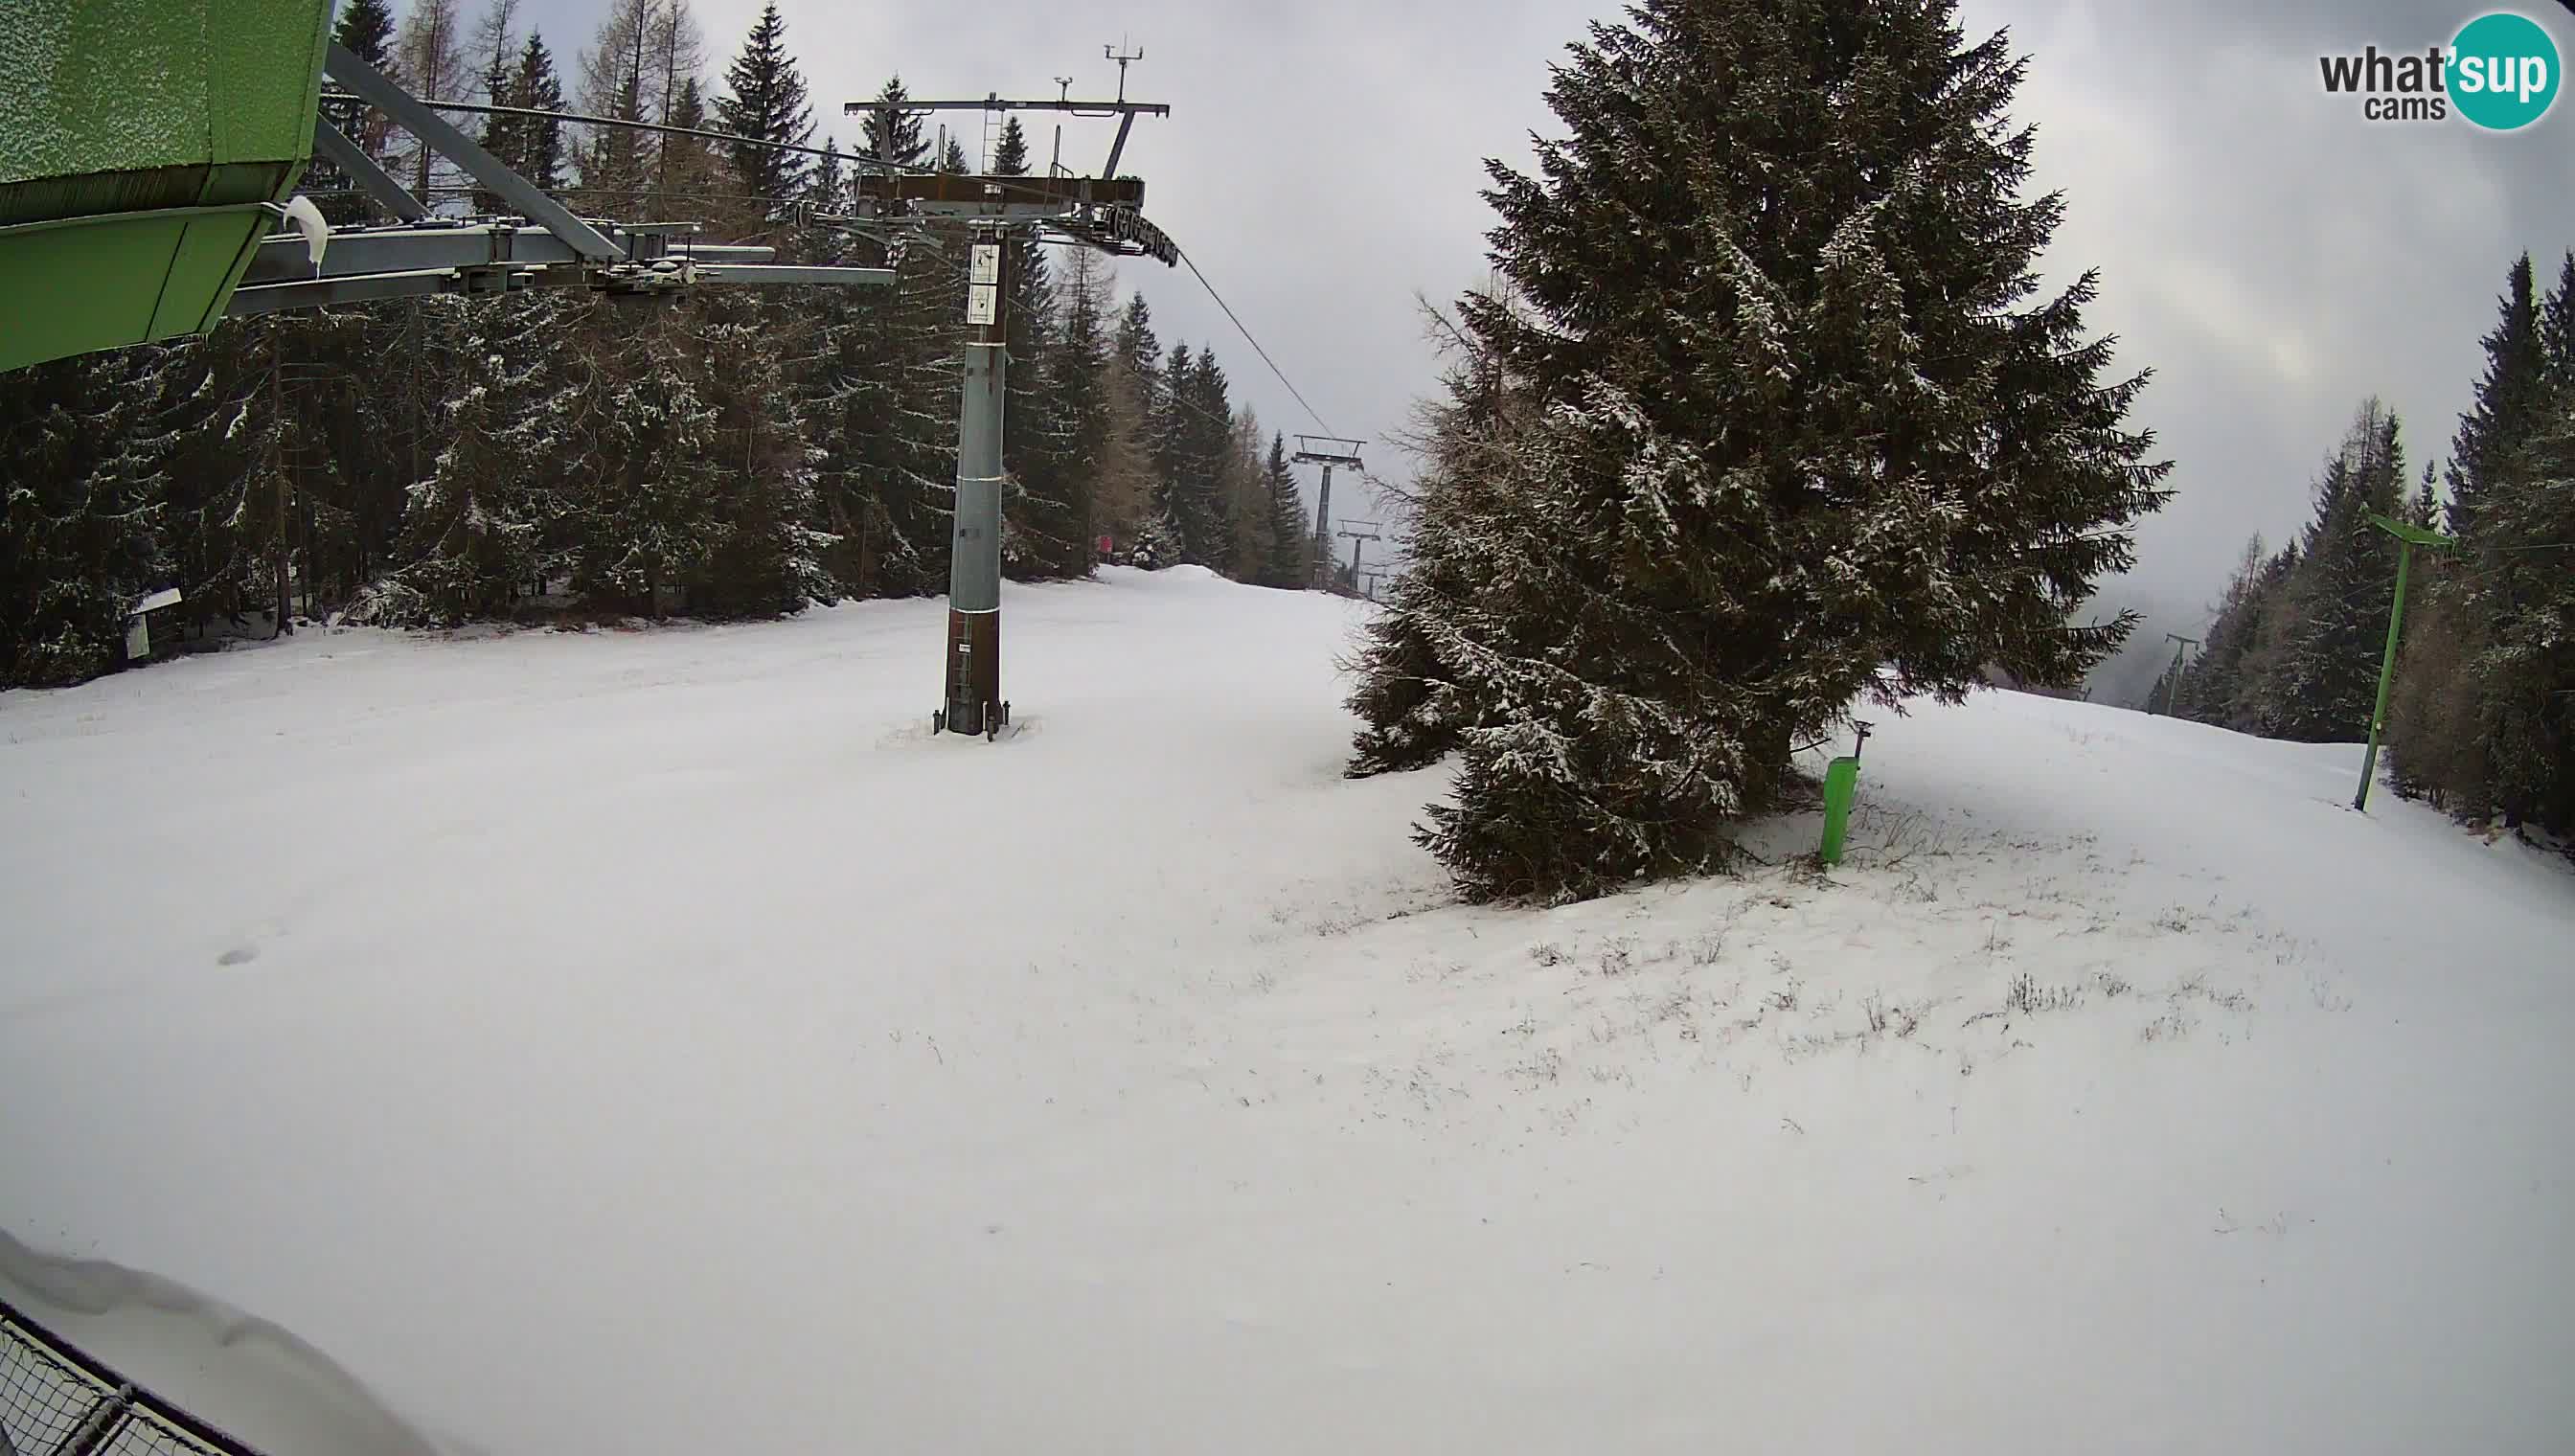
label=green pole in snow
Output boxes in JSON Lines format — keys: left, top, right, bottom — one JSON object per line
{"left": 2354, "top": 512, "right": 2453, "bottom": 814}
{"left": 1817, "top": 721, "right": 1873, "bottom": 866}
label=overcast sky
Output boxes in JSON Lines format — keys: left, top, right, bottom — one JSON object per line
{"left": 511, "top": 0, "right": 2575, "bottom": 625}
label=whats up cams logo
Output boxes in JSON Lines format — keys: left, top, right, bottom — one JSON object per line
{"left": 2317, "top": 10, "right": 2564, "bottom": 128}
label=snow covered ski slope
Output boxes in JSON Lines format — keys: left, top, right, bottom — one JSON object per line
{"left": 3, "top": 565, "right": 2570, "bottom": 1454}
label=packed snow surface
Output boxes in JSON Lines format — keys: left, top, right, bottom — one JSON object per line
{"left": 3, "top": 566, "right": 2570, "bottom": 1454}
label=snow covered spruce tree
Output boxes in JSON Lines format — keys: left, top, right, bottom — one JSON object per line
{"left": 2176, "top": 535, "right": 2297, "bottom": 731}
{"left": 1263, "top": 432, "right": 1312, "bottom": 586}
{"left": 715, "top": 1, "right": 813, "bottom": 232}
{"left": 1344, "top": 286, "right": 1538, "bottom": 776}
{"left": 0, "top": 349, "right": 166, "bottom": 685}
{"left": 2229, "top": 401, "right": 2407, "bottom": 743}
{"left": 569, "top": 302, "right": 725, "bottom": 616}
{"left": 1351, "top": 0, "right": 2170, "bottom": 901}
{"left": 1128, "top": 512, "right": 1182, "bottom": 570}
{"left": 390, "top": 298, "right": 563, "bottom": 625}
{"left": 695, "top": 290, "right": 841, "bottom": 617}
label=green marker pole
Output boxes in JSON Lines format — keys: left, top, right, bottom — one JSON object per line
{"left": 1818, "top": 720, "right": 1873, "bottom": 866}
{"left": 2354, "top": 512, "right": 2454, "bottom": 814}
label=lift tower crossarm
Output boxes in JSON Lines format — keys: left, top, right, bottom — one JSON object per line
{"left": 852, "top": 174, "right": 1146, "bottom": 209}
{"left": 231, "top": 221, "right": 894, "bottom": 314}
{"left": 334, "top": 93, "right": 954, "bottom": 174}
{"left": 244, "top": 224, "right": 785, "bottom": 285}
{"left": 847, "top": 97, "right": 1172, "bottom": 116}
{"left": 840, "top": 94, "right": 1168, "bottom": 179}
{"left": 1289, "top": 437, "right": 1365, "bottom": 467}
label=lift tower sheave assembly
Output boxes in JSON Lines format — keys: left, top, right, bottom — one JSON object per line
{"left": 847, "top": 68, "right": 1174, "bottom": 739}
{"left": 1292, "top": 436, "right": 1365, "bottom": 590}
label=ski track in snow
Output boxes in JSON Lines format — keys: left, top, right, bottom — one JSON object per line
{"left": 3, "top": 566, "right": 2571, "bottom": 1455}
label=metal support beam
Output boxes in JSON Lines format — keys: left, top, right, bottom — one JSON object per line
{"left": 855, "top": 172, "right": 1145, "bottom": 209}
{"left": 242, "top": 224, "right": 784, "bottom": 285}
{"left": 326, "top": 91, "right": 946, "bottom": 175}
{"left": 247, "top": 223, "right": 541, "bottom": 283}
{"left": 1104, "top": 112, "right": 1138, "bottom": 178}
{"left": 693, "top": 263, "right": 896, "bottom": 286}
{"left": 230, "top": 258, "right": 891, "bottom": 316}
{"left": 324, "top": 41, "right": 620, "bottom": 262}
{"left": 311, "top": 119, "right": 428, "bottom": 222}
{"left": 1290, "top": 437, "right": 1366, "bottom": 466}
{"left": 1309, "top": 464, "right": 1336, "bottom": 589}
{"left": 227, "top": 267, "right": 530, "bottom": 316}
{"left": 50, "top": 1382, "right": 135, "bottom": 1456}
{"left": 842, "top": 97, "right": 1170, "bottom": 117}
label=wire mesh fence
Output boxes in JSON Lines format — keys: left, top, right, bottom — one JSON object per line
{"left": 0, "top": 1299, "right": 266, "bottom": 1456}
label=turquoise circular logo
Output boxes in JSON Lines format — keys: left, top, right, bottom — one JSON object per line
{"left": 2450, "top": 11, "right": 2561, "bottom": 130}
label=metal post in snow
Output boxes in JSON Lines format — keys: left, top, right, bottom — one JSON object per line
{"left": 1310, "top": 464, "right": 1333, "bottom": 587}
{"left": 1818, "top": 720, "right": 1874, "bottom": 866}
{"left": 940, "top": 224, "right": 1012, "bottom": 739}
{"left": 270, "top": 361, "right": 292, "bottom": 637}
{"left": 2354, "top": 512, "right": 2454, "bottom": 813}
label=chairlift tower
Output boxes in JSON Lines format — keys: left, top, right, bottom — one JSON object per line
{"left": 843, "top": 63, "right": 1175, "bottom": 740}
{"left": 1291, "top": 436, "right": 1365, "bottom": 590}
{"left": 2158, "top": 632, "right": 2199, "bottom": 717}
{"left": 1336, "top": 519, "right": 1381, "bottom": 597}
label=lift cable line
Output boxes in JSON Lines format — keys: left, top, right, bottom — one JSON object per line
{"left": 1174, "top": 246, "right": 1337, "bottom": 439}
{"left": 993, "top": 239, "right": 1312, "bottom": 451}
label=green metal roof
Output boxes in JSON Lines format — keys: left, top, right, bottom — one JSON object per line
{"left": 0, "top": 0, "right": 334, "bottom": 373}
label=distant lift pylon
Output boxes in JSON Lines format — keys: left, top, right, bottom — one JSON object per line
{"left": 1292, "top": 436, "right": 1365, "bottom": 590}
